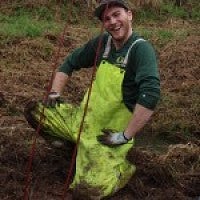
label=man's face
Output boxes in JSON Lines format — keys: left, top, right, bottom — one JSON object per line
{"left": 102, "top": 6, "right": 132, "bottom": 43}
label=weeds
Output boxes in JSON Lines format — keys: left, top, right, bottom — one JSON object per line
{"left": 0, "top": 0, "right": 199, "bottom": 147}
{"left": 0, "top": 13, "right": 61, "bottom": 38}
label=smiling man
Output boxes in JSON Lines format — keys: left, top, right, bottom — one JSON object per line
{"left": 25, "top": 0, "right": 160, "bottom": 198}
{"left": 97, "top": 0, "right": 133, "bottom": 49}
{"left": 43, "top": 0, "right": 160, "bottom": 145}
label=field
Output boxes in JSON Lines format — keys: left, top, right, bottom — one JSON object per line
{"left": 0, "top": 1, "right": 200, "bottom": 199}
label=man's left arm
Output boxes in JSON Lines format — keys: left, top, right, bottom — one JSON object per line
{"left": 97, "top": 104, "right": 154, "bottom": 146}
{"left": 123, "top": 41, "right": 160, "bottom": 139}
{"left": 123, "top": 103, "right": 153, "bottom": 139}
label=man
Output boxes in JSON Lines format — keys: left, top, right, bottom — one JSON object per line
{"left": 46, "top": 0, "right": 160, "bottom": 145}
{"left": 25, "top": 0, "right": 160, "bottom": 198}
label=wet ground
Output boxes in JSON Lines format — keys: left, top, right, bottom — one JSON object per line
{"left": 0, "top": 19, "right": 200, "bottom": 199}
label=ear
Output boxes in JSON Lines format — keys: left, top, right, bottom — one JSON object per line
{"left": 127, "top": 10, "right": 133, "bottom": 21}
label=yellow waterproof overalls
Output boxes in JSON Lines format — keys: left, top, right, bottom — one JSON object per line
{"left": 32, "top": 37, "right": 145, "bottom": 199}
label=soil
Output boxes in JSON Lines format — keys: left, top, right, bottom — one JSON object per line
{"left": 0, "top": 20, "right": 200, "bottom": 199}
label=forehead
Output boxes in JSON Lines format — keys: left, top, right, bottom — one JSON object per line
{"left": 103, "top": 6, "right": 126, "bottom": 17}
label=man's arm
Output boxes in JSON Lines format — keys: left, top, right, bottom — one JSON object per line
{"left": 124, "top": 103, "right": 154, "bottom": 139}
{"left": 97, "top": 104, "right": 154, "bottom": 146}
{"left": 44, "top": 72, "right": 69, "bottom": 107}
{"left": 45, "top": 34, "right": 105, "bottom": 107}
{"left": 51, "top": 72, "right": 69, "bottom": 94}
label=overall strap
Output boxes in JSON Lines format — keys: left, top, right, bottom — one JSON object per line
{"left": 102, "top": 36, "right": 146, "bottom": 68}
{"left": 102, "top": 35, "right": 112, "bottom": 59}
{"left": 122, "top": 38, "right": 146, "bottom": 68}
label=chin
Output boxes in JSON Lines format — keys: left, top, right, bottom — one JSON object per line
{"left": 113, "top": 36, "right": 125, "bottom": 42}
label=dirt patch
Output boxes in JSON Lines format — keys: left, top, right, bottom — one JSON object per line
{"left": 159, "top": 35, "right": 200, "bottom": 90}
{"left": 0, "top": 25, "right": 200, "bottom": 199}
{"left": 148, "top": 35, "right": 200, "bottom": 136}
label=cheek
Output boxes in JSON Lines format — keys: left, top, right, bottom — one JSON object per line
{"left": 103, "top": 22, "right": 109, "bottom": 29}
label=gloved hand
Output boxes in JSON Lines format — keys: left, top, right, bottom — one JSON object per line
{"left": 44, "top": 91, "right": 62, "bottom": 107}
{"left": 97, "top": 129, "right": 131, "bottom": 147}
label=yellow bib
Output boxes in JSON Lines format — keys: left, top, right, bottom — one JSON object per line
{"left": 33, "top": 60, "right": 135, "bottom": 199}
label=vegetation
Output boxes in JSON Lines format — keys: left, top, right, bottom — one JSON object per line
{"left": 0, "top": 1, "right": 199, "bottom": 199}
{"left": 0, "top": 0, "right": 199, "bottom": 38}
{"left": 1, "top": 0, "right": 199, "bottom": 138}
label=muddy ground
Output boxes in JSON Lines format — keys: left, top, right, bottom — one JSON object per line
{"left": 0, "top": 19, "right": 200, "bottom": 199}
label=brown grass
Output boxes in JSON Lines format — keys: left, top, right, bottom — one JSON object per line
{"left": 0, "top": 2, "right": 199, "bottom": 199}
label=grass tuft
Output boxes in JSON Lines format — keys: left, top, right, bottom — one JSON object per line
{"left": 0, "top": 13, "right": 62, "bottom": 38}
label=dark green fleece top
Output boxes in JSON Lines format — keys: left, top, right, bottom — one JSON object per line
{"left": 59, "top": 32, "right": 160, "bottom": 111}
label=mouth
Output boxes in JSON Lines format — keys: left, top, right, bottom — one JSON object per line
{"left": 110, "top": 26, "right": 121, "bottom": 33}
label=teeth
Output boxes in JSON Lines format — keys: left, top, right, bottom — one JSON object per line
{"left": 113, "top": 27, "right": 120, "bottom": 31}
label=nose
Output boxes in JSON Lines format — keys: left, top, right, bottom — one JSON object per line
{"left": 109, "top": 16, "right": 116, "bottom": 25}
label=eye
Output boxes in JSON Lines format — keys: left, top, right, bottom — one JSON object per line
{"left": 103, "top": 16, "right": 110, "bottom": 22}
{"left": 113, "top": 11, "right": 120, "bottom": 17}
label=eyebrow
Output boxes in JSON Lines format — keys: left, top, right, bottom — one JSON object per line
{"left": 104, "top": 9, "right": 121, "bottom": 18}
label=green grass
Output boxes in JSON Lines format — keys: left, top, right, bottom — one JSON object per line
{"left": 136, "top": 28, "right": 175, "bottom": 41}
{"left": 135, "top": 26, "right": 189, "bottom": 49}
{"left": 0, "top": 13, "right": 62, "bottom": 38}
{"left": 136, "top": 9, "right": 161, "bottom": 23}
{"left": 135, "top": 1, "right": 199, "bottom": 22}
{"left": 1, "top": 1, "right": 199, "bottom": 40}
{"left": 12, "top": 6, "right": 54, "bottom": 21}
{"left": 161, "top": 3, "right": 188, "bottom": 18}
{"left": 158, "top": 29, "right": 174, "bottom": 40}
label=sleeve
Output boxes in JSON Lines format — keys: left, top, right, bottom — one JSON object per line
{"left": 58, "top": 35, "right": 103, "bottom": 75}
{"left": 134, "top": 41, "right": 160, "bottom": 110}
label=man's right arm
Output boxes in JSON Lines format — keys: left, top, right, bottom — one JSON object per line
{"left": 46, "top": 36, "right": 100, "bottom": 106}
{"left": 44, "top": 72, "right": 69, "bottom": 107}
{"left": 46, "top": 34, "right": 106, "bottom": 106}
{"left": 51, "top": 72, "right": 69, "bottom": 94}
{"left": 59, "top": 34, "right": 105, "bottom": 75}
{"left": 50, "top": 37, "right": 98, "bottom": 94}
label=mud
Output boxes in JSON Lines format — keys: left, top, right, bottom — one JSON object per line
{"left": 0, "top": 23, "right": 200, "bottom": 199}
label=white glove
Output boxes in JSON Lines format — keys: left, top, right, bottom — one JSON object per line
{"left": 44, "top": 91, "right": 62, "bottom": 107}
{"left": 97, "top": 129, "right": 131, "bottom": 147}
